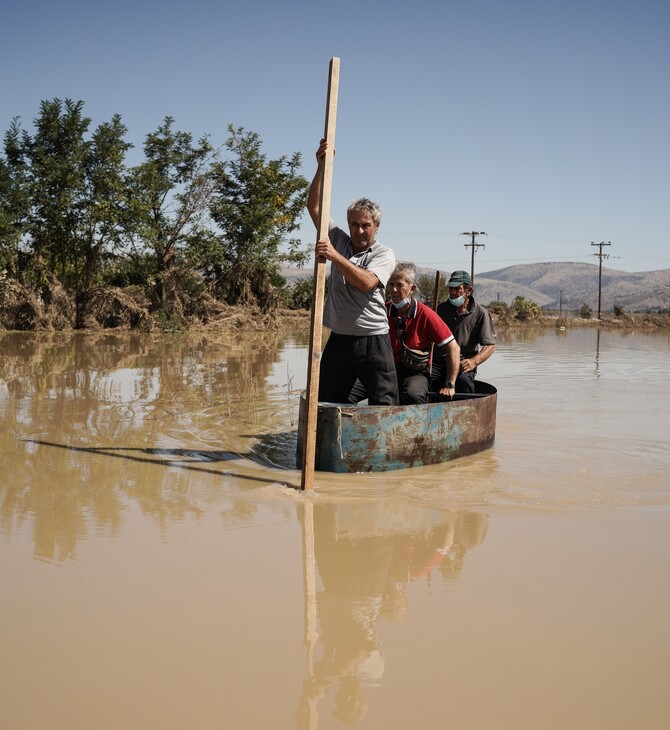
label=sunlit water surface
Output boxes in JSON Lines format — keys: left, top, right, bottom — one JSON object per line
{"left": 1, "top": 327, "right": 669, "bottom": 729}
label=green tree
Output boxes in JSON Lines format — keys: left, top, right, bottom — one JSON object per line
{"left": 83, "top": 115, "right": 132, "bottom": 285}
{"left": 207, "top": 125, "right": 309, "bottom": 309}
{"left": 11, "top": 99, "right": 131, "bottom": 326}
{"left": 416, "top": 272, "right": 448, "bottom": 307}
{"left": 122, "top": 117, "right": 215, "bottom": 315}
{"left": 0, "top": 120, "right": 31, "bottom": 276}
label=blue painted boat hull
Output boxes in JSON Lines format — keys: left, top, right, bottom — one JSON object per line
{"left": 296, "top": 381, "right": 497, "bottom": 473}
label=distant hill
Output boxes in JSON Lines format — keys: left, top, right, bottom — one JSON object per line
{"left": 474, "top": 262, "right": 670, "bottom": 312}
{"left": 282, "top": 262, "right": 670, "bottom": 313}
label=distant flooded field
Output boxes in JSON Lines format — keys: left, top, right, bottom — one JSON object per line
{"left": 1, "top": 327, "right": 669, "bottom": 729}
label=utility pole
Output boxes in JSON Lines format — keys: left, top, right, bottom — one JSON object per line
{"left": 559, "top": 289, "right": 563, "bottom": 318}
{"left": 591, "top": 241, "right": 611, "bottom": 320}
{"left": 461, "top": 231, "right": 486, "bottom": 283}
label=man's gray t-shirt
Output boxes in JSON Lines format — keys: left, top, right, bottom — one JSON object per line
{"left": 323, "top": 222, "right": 396, "bottom": 336}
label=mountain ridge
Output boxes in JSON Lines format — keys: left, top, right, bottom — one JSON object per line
{"left": 281, "top": 262, "right": 670, "bottom": 313}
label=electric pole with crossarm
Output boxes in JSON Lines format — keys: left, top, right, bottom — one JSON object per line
{"left": 591, "top": 241, "right": 611, "bottom": 319}
{"left": 461, "top": 231, "right": 487, "bottom": 283}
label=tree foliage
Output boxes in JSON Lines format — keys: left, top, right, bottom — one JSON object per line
{"left": 3, "top": 99, "right": 131, "bottom": 326}
{"left": 486, "top": 300, "right": 511, "bottom": 317}
{"left": 0, "top": 120, "right": 31, "bottom": 275}
{"left": 512, "top": 295, "right": 541, "bottom": 321}
{"left": 416, "top": 272, "right": 449, "bottom": 307}
{"left": 0, "top": 100, "right": 312, "bottom": 329}
{"left": 121, "top": 117, "right": 215, "bottom": 314}
{"left": 580, "top": 303, "right": 592, "bottom": 319}
{"left": 207, "top": 125, "right": 309, "bottom": 309}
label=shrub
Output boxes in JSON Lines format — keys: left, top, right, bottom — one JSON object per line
{"left": 512, "top": 296, "right": 541, "bottom": 321}
{"left": 289, "top": 278, "right": 314, "bottom": 310}
{"left": 486, "top": 300, "right": 510, "bottom": 317}
{"left": 580, "top": 303, "right": 592, "bottom": 319}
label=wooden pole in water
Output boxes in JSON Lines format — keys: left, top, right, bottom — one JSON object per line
{"left": 300, "top": 58, "right": 340, "bottom": 492}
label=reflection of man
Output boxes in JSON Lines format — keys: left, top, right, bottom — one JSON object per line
{"left": 439, "top": 511, "right": 490, "bottom": 581}
{"left": 296, "top": 503, "right": 490, "bottom": 726}
{"left": 435, "top": 270, "right": 496, "bottom": 393}
{"left": 296, "top": 504, "right": 392, "bottom": 726}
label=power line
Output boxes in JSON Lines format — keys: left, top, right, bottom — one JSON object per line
{"left": 420, "top": 255, "right": 595, "bottom": 266}
{"left": 389, "top": 231, "right": 611, "bottom": 245}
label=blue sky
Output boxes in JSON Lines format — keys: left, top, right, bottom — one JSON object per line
{"left": 3, "top": 0, "right": 669, "bottom": 273}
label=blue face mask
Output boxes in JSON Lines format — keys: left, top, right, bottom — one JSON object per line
{"left": 449, "top": 295, "right": 465, "bottom": 307}
{"left": 393, "top": 297, "right": 411, "bottom": 309}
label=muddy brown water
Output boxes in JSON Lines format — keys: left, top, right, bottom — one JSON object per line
{"left": 1, "top": 328, "right": 669, "bottom": 729}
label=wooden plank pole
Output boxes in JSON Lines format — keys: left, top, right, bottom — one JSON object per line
{"left": 300, "top": 57, "right": 340, "bottom": 491}
{"left": 431, "top": 269, "right": 441, "bottom": 310}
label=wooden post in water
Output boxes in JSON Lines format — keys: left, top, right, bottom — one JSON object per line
{"left": 300, "top": 58, "right": 340, "bottom": 491}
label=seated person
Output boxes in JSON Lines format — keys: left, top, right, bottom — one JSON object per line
{"left": 350, "top": 262, "right": 460, "bottom": 405}
{"left": 434, "top": 270, "right": 496, "bottom": 393}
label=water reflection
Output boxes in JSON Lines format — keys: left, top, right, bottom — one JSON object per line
{"left": 0, "top": 330, "right": 307, "bottom": 563}
{"left": 297, "top": 501, "right": 489, "bottom": 728}
{"left": 0, "top": 330, "right": 292, "bottom": 441}
{"left": 2, "top": 437, "right": 300, "bottom": 564}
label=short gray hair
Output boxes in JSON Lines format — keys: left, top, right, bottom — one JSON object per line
{"left": 392, "top": 261, "right": 416, "bottom": 285}
{"left": 347, "top": 198, "right": 382, "bottom": 226}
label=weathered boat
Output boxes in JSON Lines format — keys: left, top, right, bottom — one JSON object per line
{"left": 296, "top": 381, "right": 497, "bottom": 473}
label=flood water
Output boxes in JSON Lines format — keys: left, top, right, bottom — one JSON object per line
{"left": 1, "top": 326, "right": 669, "bottom": 729}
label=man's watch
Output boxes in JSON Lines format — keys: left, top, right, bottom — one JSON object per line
{"left": 446, "top": 381, "right": 454, "bottom": 389}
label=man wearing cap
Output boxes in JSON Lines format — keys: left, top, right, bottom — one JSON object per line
{"left": 434, "top": 270, "right": 496, "bottom": 393}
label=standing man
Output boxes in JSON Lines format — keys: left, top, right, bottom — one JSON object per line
{"left": 307, "top": 139, "right": 398, "bottom": 405}
{"left": 435, "top": 270, "right": 496, "bottom": 393}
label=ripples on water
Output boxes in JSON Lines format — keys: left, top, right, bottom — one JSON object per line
{"left": 0, "top": 328, "right": 668, "bottom": 513}
{"left": 489, "top": 328, "right": 669, "bottom": 507}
